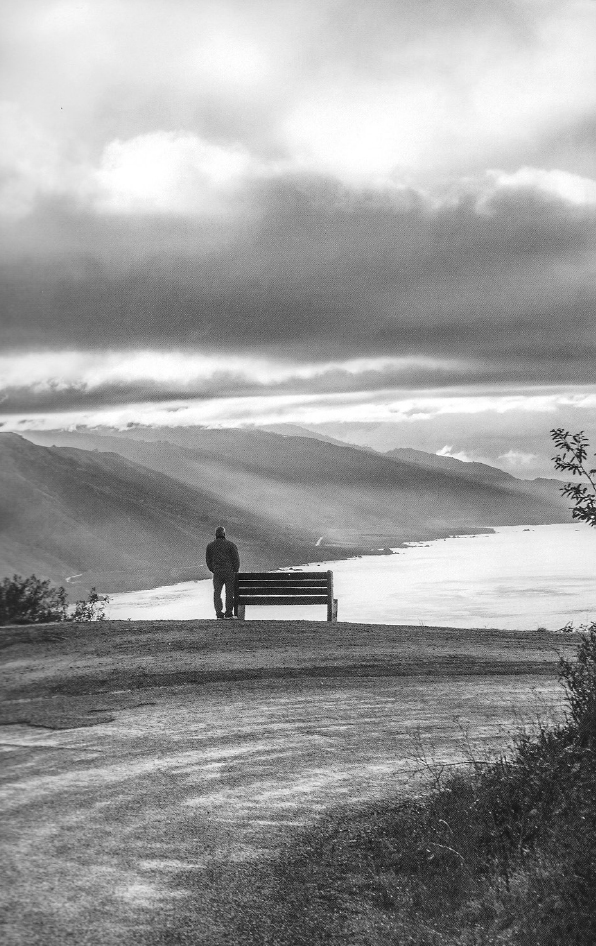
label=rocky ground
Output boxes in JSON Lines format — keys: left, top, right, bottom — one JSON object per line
{"left": 0, "top": 619, "right": 573, "bottom": 945}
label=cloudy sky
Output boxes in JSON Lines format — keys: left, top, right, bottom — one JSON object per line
{"left": 1, "top": 0, "right": 596, "bottom": 474}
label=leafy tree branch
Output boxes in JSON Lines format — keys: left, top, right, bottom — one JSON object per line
{"left": 550, "top": 428, "right": 596, "bottom": 527}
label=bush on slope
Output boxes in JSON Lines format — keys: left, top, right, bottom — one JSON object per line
{"left": 0, "top": 574, "right": 108, "bottom": 625}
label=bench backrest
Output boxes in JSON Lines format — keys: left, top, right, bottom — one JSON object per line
{"left": 234, "top": 570, "right": 337, "bottom": 620}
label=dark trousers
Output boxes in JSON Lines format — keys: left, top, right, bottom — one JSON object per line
{"left": 213, "top": 571, "right": 235, "bottom": 617}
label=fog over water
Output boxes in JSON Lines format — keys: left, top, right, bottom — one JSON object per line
{"left": 108, "top": 525, "right": 595, "bottom": 631}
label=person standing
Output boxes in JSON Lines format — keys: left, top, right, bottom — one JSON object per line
{"left": 206, "top": 526, "right": 240, "bottom": 619}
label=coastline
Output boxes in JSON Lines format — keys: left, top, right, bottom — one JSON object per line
{"left": 72, "top": 525, "right": 497, "bottom": 595}
{"left": 106, "top": 524, "right": 593, "bottom": 629}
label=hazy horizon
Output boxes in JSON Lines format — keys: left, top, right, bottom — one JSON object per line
{"left": 2, "top": 1, "right": 596, "bottom": 477}
{"left": 16, "top": 420, "right": 571, "bottom": 480}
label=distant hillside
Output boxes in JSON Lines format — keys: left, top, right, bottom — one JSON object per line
{"left": 22, "top": 427, "right": 570, "bottom": 556}
{"left": 384, "top": 446, "right": 566, "bottom": 504}
{"left": 385, "top": 447, "right": 519, "bottom": 482}
{"left": 261, "top": 424, "right": 369, "bottom": 451}
{"left": 0, "top": 434, "right": 330, "bottom": 593}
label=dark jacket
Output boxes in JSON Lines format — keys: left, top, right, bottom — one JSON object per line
{"left": 206, "top": 537, "right": 240, "bottom": 574}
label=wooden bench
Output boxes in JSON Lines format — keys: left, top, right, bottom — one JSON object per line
{"left": 234, "top": 570, "right": 338, "bottom": 621}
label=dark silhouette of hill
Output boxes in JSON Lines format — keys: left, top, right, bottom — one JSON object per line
{"left": 0, "top": 433, "right": 327, "bottom": 592}
{"left": 22, "top": 427, "right": 569, "bottom": 557}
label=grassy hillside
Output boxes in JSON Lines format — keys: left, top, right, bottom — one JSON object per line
{"left": 0, "top": 433, "right": 334, "bottom": 592}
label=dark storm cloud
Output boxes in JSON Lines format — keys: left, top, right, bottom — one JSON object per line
{"left": 2, "top": 176, "right": 595, "bottom": 374}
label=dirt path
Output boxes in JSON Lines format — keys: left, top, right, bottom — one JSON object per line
{"left": 0, "top": 620, "right": 572, "bottom": 945}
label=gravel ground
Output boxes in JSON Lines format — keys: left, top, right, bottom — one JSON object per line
{"left": 0, "top": 619, "right": 573, "bottom": 945}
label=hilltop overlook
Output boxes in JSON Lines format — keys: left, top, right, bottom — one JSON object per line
{"left": 0, "top": 616, "right": 577, "bottom": 946}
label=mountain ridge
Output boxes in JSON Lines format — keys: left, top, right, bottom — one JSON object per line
{"left": 383, "top": 446, "right": 513, "bottom": 481}
{"left": 13, "top": 427, "right": 571, "bottom": 587}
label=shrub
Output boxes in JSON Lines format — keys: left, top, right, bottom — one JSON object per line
{"left": 70, "top": 587, "right": 109, "bottom": 622}
{"left": 0, "top": 574, "right": 109, "bottom": 626}
{"left": 0, "top": 574, "right": 68, "bottom": 625}
{"left": 559, "top": 620, "right": 596, "bottom": 746}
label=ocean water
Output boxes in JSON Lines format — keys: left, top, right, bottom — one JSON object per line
{"left": 107, "top": 523, "right": 595, "bottom": 631}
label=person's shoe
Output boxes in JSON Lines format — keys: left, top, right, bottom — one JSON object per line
{"left": 224, "top": 614, "right": 236, "bottom": 619}
{"left": 216, "top": 613, "right": 225, "bottom": 619}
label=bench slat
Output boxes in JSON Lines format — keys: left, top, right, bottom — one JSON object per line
{"left": 236, "top": 583, "right": 328, "bottom": 591}
{"left": 237, "top": 588, "right": 328, "bottom": 597}
{"left": 236, "top": 571, "right": 329, "bottom": 580}
{"left": 236, "top": 596, "right": 329, "bottom": 606}
{"left": 237, "top": 574, "right": 328, "bottom": 579}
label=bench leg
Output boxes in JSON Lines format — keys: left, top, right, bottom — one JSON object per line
{"left": 332, "top": 598, "right": 338, "bottom": 622}
{"left": 238, "top": 604, "right": 246, "bottom": 621}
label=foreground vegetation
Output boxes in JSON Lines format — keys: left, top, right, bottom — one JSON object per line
{"left": 0, "top": 574, "right": 109, "bottom": 625}
{"left": 241, "top": 625, "right": 596, "bottom": 945}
